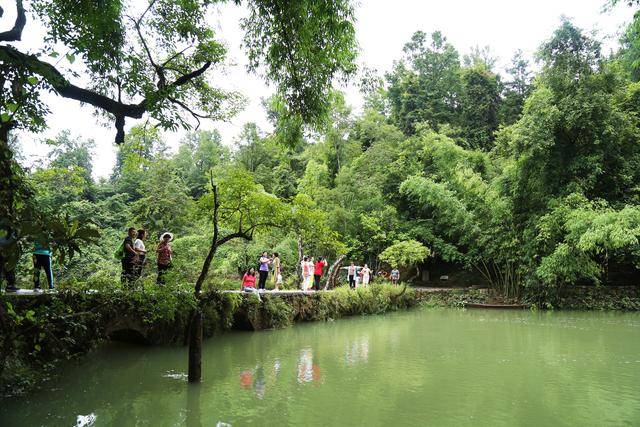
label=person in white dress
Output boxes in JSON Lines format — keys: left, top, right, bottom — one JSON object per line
{"left": 301, "top": 256, "right": 312, "bottom": 291}
{"left": 360, "top": 264, "right": 371, "bottom": 287}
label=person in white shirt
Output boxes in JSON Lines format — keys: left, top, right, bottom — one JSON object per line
{"left": 133, "top": 229, "right": 147, "bottom": 279}
{"left": 360, "top": 264, "right": 371, "bottom": 287}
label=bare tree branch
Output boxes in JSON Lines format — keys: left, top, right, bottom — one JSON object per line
{"left": 161, "top": 45, "right": 194, "bottom": 67}
{"left": 136, "top": 0, "right": 158, "bottom": 26}
{"left": 168, "top": 96, "right": 208, "bottom": 130}
{"left": 130, "top": 15, "right": 166, "bottom": 89}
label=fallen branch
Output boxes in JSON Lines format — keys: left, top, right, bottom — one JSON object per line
{"left": 324, "top": 254, "right": 346, "bottom": 290}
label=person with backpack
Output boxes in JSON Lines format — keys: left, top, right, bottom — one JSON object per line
{"left": 118, "top": 227, "right": 139, "bottom": 286}
{"left": 32, "top": 242, "right": 54, "bottom": 291}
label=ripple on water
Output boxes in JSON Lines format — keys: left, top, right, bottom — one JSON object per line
{"left": 163, "top": 370, "right": 188, "bottom": 381}
{"left": 75, "top": 413, "right": 96, "bottom": 427}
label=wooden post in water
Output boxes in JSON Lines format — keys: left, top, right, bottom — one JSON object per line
{"left": 188, "top": 310, "right": 203, "bottom": 383}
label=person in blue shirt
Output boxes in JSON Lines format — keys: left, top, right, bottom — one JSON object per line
{"left": 33, "top": 243, "right": 54, "bottom": 290}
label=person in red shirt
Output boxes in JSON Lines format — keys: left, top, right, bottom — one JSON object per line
{"left": 241, "top": 268, "right": 257, "bottom": 289}
{"left": 241, "top": 267, "right": 261, "bottom": 301}
{"left": 313, "top": 257, "right": 328, "bottom": 290}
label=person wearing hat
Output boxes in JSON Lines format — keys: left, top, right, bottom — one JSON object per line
{"left": 156, "top": 232, "right": 173, "bottom": 285}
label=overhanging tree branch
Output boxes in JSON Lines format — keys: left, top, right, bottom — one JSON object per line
{"left": 0, "top": 44, "right": 212, "bottom": 143}
{"left": 0, "top": 0, "right": 26, "bottom": 42}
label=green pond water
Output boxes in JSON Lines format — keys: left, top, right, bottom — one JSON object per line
{"left": 2, "top": 308, "right": 640, "bottom": 426}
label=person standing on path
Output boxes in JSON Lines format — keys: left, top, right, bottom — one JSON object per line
{"left": 33, "top": 242, "right": 54, "bottom": 291}
{"left": 258, "top": 251, "right": 271, "bottom": 291}
{"left": 156, "top": 232, "right": 173, "bottom": 285}
{"left": 391, "top": 267, "right": 400, "bottom": 285}
{"left": 272, "top": 252, "right": 282, "bottom": 290}
{"left": 301, "top": 256, "right": 312, "bottom": 291}
{"left": 347, "top": 262, "right": 356, "bottom": 289}
{"left": 360, "top": 264, "right": 371, "bottom": 287}
{"left": 133, "top": 229, "right": 147, "bottom": 279}
{"left": 313, "top": 257, "right": 328, "bottom": 290}
{"left": 121, "top": 227, "right": 139, "bottom": 286}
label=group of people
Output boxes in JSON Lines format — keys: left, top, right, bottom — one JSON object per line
{"left": 240, "top": 253, "right": 403, "bottom": 299}
{"left": 300, "top": 256, "right": 328, "bottom": 291}
{"left": 240, "top": 253, "right": 331, "bottom": 297}
{"left": 241, "top": 252, "right": 282, "bottom": 300}
{"left": 346, "top": 262, "right": 401, "bottom": 288}
{"left": 119, "top": 227, "right": 173, "bottom": 286}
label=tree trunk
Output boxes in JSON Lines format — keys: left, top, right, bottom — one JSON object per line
{"left": 0, "top": 126, "right": 18, "bottom": 288}
{"left": 187, "top": 309, "right": 203, "bottom": 383}
{"left": 407, "top": 266, "right": 421, "bottom": 283}
{"left": 296, "top": 235, "right": 303, "bottom": 284}
{"left": 324, "top": 254, "right": 346, "bottom": 290}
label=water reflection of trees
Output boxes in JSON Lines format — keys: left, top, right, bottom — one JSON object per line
{"left": 4, "top": 311, "right": 639, "bottom": 426}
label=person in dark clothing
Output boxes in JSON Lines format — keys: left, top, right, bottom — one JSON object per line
{"left": 347, "top": 262, "right": 356, "bottom": 289}
{"left": 257, "top": 251, "right": 271, "bottom": 290}
{"left": 121, "top": 227, "right": 139, "bottom": 286}
{"left": 1, "top": 231, "right": 19, "bottom": 292}
{"left": 33, "top": 243, "right": 54, "bottom": 290}
{"left": 0, "top": 254, "right": 18, "bottom": 292}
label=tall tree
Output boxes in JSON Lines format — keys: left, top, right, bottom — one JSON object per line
{"left": 386, "top": 31, "right": 462, "bottom": 135}
{"left": 499, "top": 50, "right": 533, "bottom": 125}
{"left": 459, "top": 64, "right": 501, "bottom": 150}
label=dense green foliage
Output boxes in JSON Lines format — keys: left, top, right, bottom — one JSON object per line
{"left": 2, "top": 3, "right": 640, "bottom": 302}
{"left": 0, "top": 0, "right": 358, "bottom": 290}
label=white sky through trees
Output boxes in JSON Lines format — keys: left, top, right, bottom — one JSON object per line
{"left": 6, "top": 0, "right": 635, "bottom": 178}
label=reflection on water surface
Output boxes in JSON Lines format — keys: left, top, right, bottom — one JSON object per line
{"left": 1, "top": 309, "right": 640, "bottom": 426}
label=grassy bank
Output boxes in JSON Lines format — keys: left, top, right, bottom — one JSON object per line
{"left": 415, "top": 285, "right": 640, "bottom": 310}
